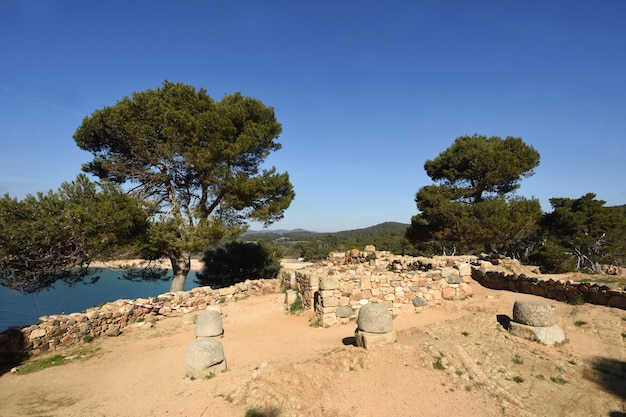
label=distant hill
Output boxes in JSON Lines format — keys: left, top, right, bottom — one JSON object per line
{"left": 331, "top": 222, "right": 409, "bottom": 239}
{"left": 242, "top": 222, "right": 409, "bottom": 243}
{"left": 243, "top": 228, "right": 313, "bottom": 235}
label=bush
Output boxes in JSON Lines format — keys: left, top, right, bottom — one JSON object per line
{"left": 196, "top": 241, "right": 282, "bottom": 287}
{"left": 529, "top": 244, "right": 577, "bottom": 274}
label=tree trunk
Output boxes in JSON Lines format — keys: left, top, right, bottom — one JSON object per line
{"left": 168, "top": 253, "right": 191, "bottom": 292}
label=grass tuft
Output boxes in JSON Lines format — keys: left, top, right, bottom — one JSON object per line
{"left": 18, "top": 355, "right": 66, "bottom": 374}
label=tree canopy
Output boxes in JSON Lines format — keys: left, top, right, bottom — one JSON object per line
{"left": 0, "top": 175, "right": 149, "bottom": 293}
{"left": 73, "top": 81, "right": 295, "bottom": 291}
{"left": 407, "top": 134, "right": 542, "bottom": 255}
{"left": 196, "top": 240, "right": 282, "bottom": 288}
{"left": 531, "top": 193, "right": 626, "bottom": 273}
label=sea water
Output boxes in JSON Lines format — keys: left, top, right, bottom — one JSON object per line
{"left": 0, "top": 269, "right": 199, "bottom": 331}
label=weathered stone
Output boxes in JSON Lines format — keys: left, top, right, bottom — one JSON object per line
{"left": 284, "top": 289, "right": 298, "bottom": 307}
{"left": 322, "top": 296, "right": 339, "bottom": 307}
{"left": 29, "top": 328, "right": 46, "bottom": 339}
{"left": 355, "top": 329, "right": 397, "bottom": 349}
{"left": 357, "top": 303, "right": 393, "bottom": 334}
{"left": 456, "top": 262, "right": 472, "bottom": 277}
{"left": 412, "top": 297, "right": 427, "bottom": 307}
{"left": 184, "top": 338, "right": 227, "bottom": 379}
{"left": 513, "top": 299, "right": 555, "bottom": 327}
{"left": 441, "top": 287, "right": 456, "bottom": 299}
{"left": 105, "top": 326, "right": 121, "bottom": 337}
{"left": 181, "top": 313, "right": 197, "bottom": 325}
{"left": 336, "top": 306, "right": 354, "bottom": 318}
{"left": 195, "top": 310, "right": 223, "bottom": 338}
{"left": 319, "top": 277, "right": 339, "bottom": 290}
{"left": 509, "top": 322, "right": 565, "bottom": 345}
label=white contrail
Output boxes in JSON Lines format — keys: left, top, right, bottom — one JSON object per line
{"left": 0, "top": 83, "right": 86, "bottom": 116}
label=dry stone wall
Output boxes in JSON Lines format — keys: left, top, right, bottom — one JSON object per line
{"left": 291, "top": 250, "right": 475, "bottom": 326}
{"left": 472, "top": 260, "right": 626, "bottom": 309}
{"left": 0, "top": 278, "right": 280, "bottom": 362}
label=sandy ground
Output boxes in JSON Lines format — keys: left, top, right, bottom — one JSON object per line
{"left": 1, "top": 264, "right": 625, "bottom": 417}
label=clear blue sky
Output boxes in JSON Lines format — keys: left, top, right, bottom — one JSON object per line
{"left": 1, "top": 1, "right": 625, "bottom": 233}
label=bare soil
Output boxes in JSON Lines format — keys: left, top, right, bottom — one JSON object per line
{"left": 1, "top": 265, "right": 625, "bottom": 417}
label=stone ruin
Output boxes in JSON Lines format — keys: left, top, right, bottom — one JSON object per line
{"left": 286, "top": 248, "right": 475, "bottom": 327}
{"left": 507, "top": 299, "right": 565, "bottom": 345}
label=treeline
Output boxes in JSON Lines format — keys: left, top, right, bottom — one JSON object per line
{"left": 241, "top": 222, "right": 414, "bottom": 261}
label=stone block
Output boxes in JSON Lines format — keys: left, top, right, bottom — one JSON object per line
{"left": 322, "top": 296, "right": 339, "bottom": 307}
{"left": 320, "top": 277, "right": 339, "bottom": 290}
{"left": 513, "top": 299, "right": 555, "bottom": 327}
{"left": 509, "top": 322, "right": 565, "bottom": 345}
{"left": 195, "top": 310, "right": 223, "bottom": 338}
{"left": 336, "top": 306, "right": 354, "bottom": 318}
{"left": 284, "top": 289, "right": 298, "bottom": 307}
{"left": 441, "top": 287, "right": 456, "bottom": 299}
{"left": 355, "top": 329, "right": 397, "bottom": 349}
{"left": 456, "top": 262, "right": 472, "bottom": 277}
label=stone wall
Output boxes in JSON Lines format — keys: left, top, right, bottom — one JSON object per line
{"left": 291, "top": 250, "right": 474, "bottom": 326}
{"left": 0, "top": 278, "right": 280, "bottom": 362}
{"left": 472, "top": 260, "right": 626, "bottom": 309}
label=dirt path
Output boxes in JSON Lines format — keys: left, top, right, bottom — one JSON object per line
{"left": 1, "top": 278, "right": 625, "bottom": 417}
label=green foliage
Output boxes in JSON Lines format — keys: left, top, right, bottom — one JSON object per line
{"left": 244, "top": 222, "right": 416, "bottom": 260}
{"left": 18, "top": 355, "right": 67, "bottom": 374}
{"left": 407, "top": 135, "right": 542, "bottom": 256}
{"left": 528, "top": 243, "right": 577, "bottom": 274}
{"left": 295, "top": 236, "right": 338, "bottom": 261}
{"left": 289, "top": 295, "right": 305, "bottom": 314}
{"left": 244, "top": 406, "right": 281, "bottom": 417}
{"left": 73, "top": 81, "right": 294, "bottom": 291}
{"left": 534, "top": 193, "right": 626, "bottom": 273}
{"left": 432, "top": 357, "right": 446, "bottom": 370}
{"left": 0, "top": 175, "right": 149, "bottom": 292}
{"left": 196, "top": 240, "right": 282, "bottom": 287}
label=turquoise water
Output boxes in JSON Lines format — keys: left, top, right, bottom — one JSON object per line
{"left": 0, "top": 269, "right": 199, "bottom": 332}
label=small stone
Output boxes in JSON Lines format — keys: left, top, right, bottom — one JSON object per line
{"left": 412, "top": 297, "right": 427, "bottom": 307}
